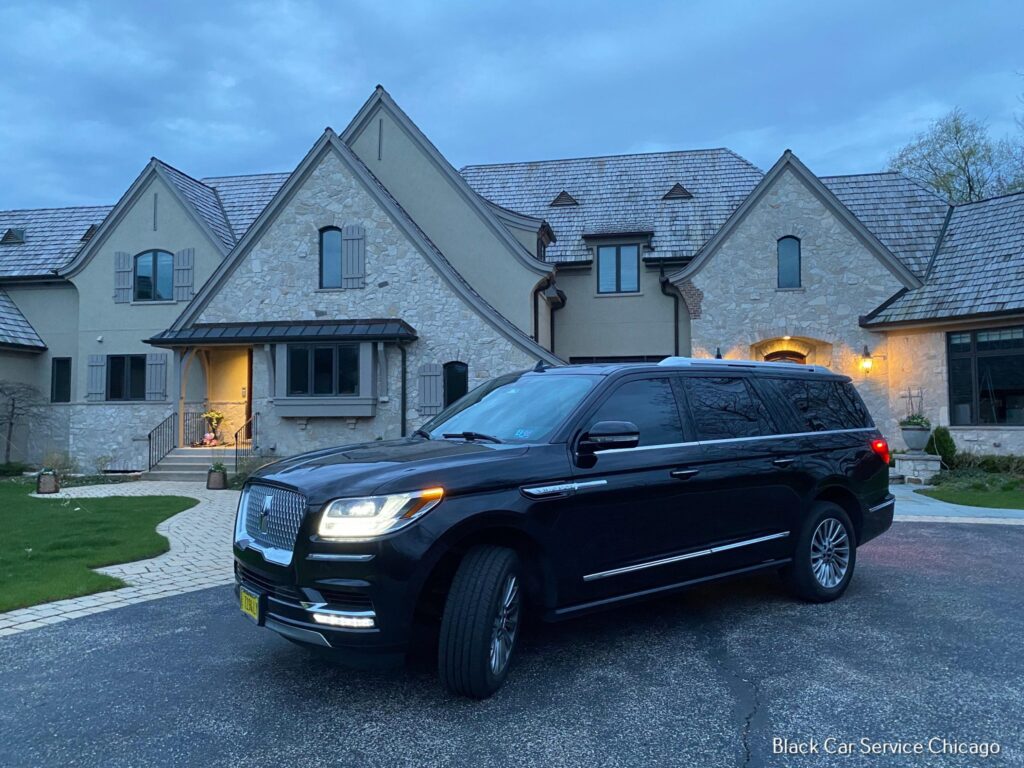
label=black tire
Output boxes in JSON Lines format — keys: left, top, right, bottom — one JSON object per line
{"left": 438, "top": 546, "right": 522, "bottom": 698}
{"left": 782, "top": 502, "right": 857, "bottom": 603}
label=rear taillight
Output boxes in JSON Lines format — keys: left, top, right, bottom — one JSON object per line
{"left": 870, "top": 438, "right": 890, "bottom": 465}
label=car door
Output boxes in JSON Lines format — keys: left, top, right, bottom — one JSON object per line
{"left": 554, "top": 374, "right": 710, "bottom": 604}
{"left": 674, "top": 374, "right": 802, "bottom": 570}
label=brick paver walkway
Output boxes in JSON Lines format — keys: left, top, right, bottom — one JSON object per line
{"left": 0, "top": 482, "right": 239, "bottom": 637}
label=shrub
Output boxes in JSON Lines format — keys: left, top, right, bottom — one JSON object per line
{"left": 40, "top": 451, "right": 79, "bottom": 481}
{"left": 899, "top": 413, "right": 932, "bottom": 428}
{"left": 925, "top": 426, "right": 956, "bottom": 467}
{"left": 0, "top": 462, "right": 29, "bottom": 477}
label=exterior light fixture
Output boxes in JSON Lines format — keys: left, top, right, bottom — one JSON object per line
{"left": 782, "top": 335, "right": 792, "bottom": 341}
{"left": 860, "top": 345, "right": 873, "bottom": 373}
{"left": 715, "top": 347, "right": 723, "bottom": 359}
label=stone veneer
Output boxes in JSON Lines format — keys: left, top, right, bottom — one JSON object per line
{"left": 198, "top": 148, "right": 539, "bottom": 458}
{"left": 681, "top": 168, "right": 905, "bottom": 440}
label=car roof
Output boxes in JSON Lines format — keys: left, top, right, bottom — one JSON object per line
{"left": 537, "top": 357, "right": 847, "bottom": 380}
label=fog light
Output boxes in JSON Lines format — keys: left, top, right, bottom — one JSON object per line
{"left": 311, "top": 611, "right": 375, "bottom": 629}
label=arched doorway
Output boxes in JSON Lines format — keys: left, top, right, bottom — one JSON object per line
{"left": 764, "top": 349, "right": 806, "bottom": 364}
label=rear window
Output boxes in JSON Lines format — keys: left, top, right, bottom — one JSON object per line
{"left": 761, "top": 378, "right": 872, "bottom": 432}
{"left": 680, "top": 377, "right": 775, "bottom": 440}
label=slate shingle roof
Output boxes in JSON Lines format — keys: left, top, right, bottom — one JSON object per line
{"left": 821, "top": 172, "right": 951, "bottom": 279}
{"left": 202, "top": 172, "right": 289, "bottom": 240}
{"left": 156, "top": 161, "right": 235, "bottom": 249}
{"left": 460, "top": 149, "right": 765, "bottom": 263}
{"left": 0, "top": 205, "right": 112, "bottom": 278}
{"left": 865, "top": 191, "right": 1024, "bottom": 325}
{"left": 0, "top": 288, "right": 45, "bottom": 349}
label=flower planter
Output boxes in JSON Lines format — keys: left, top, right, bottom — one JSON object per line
{"left": 36, "top": 474, "right": 59, "bottom": 494}
{"left": 900, "top": 425, "right": 931, "bottom": 453}
{"left": 206, "top": 469, "right": 228, "bottom": 490}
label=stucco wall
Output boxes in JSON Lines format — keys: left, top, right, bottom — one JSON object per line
{"left": 3, "top": 283, "right": 80, "bottom": 397}
{"left": 198, "top": 148, "right": 539, "bottom": 458}
{"left": 554, "top": 266, "right": 689, "bottom": 360}
{"left": 348, "top": 107, "right": 547, "bottom": 335}
{"left": 683, "top": 168, "right": 904, "bottom": 435}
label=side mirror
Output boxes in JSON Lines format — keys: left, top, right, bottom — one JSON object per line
{"left": 579, "top": 420, "right": 640, "bottom": 455}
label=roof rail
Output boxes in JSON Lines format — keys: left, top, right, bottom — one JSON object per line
{"left": 656, "top": 356, "right": 833, "bottom": 375}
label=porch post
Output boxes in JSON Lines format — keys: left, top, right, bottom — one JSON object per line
{"left": 178, "top": 347, "right": 197, "bottom": 447}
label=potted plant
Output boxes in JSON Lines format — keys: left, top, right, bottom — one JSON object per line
{"left": 36, "top": 468, "right": 59, "bottom": 494}
{"left": 899, "top": 413, "right": 932, "bottom": 453}
{"left": 207, "top": 461, "right": 228, "bottom": 490}
{"left": 201, "top": 410, "right": 226, "bottom": 445}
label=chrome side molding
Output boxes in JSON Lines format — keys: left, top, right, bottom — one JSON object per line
{"left": 521, "top": 479, "right": 607, "bottom": 499}
{"left": 583, "top": 531, "right": 791, "bottom": 582}
{"left": 306, "top": 553, "right": 375, "bottom": 562}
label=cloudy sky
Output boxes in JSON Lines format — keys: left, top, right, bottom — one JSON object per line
{"left": 1, "top": 0, "right": 1021, "bottom": 209}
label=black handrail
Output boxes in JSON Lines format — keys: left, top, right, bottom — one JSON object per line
{"left": 235, "top": 412, "right": 258, "bottom": 469}
{"left": 148, "top": 412, "right": 177, "bottom": 470}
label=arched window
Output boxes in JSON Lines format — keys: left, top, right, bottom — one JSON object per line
{"left": 443, "top": 361, "right": 469, "bottom": 407}
{"left": 777, "top": 236, "right": 801, "bottom": 289}
{"left": 764, "top": 350, "right": 807, "bottom": 364}
{"left": 320, "top": 227, "right": 342, "bottom": 288}
{"left": 134, "top": 250, "right": 174, "bottom": 301}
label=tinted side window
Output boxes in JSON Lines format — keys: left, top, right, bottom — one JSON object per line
{"left": 761, "top": 378, "right": 872, "bottom": 431}
{"left": 682, "top": 377, "right": 775, "bottom": 440}
{"left": 588, "top": 377, "right": 684, "bottom": 446}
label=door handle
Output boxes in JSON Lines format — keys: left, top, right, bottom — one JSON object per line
{"left": 670, "top": 468, "right": 700, "bottom": 480}
{"left": 772, "top": 458, "right": 795, "bottom": 468}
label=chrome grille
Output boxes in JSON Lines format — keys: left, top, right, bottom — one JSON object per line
{"left": 243, "top": 484, "right": 307, "bottom": 560}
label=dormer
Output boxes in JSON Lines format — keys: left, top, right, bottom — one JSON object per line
{"left": 1, "top": 227, "right": 25, "bottom": 245}
{"left": 662, "top": 183, "right": 693, "bottom": 200}
{"left": 80, "top": 224, "right": 98, "bottom": 243}
{"left": 550, "top": 190, "right": 579, "bottom": 207}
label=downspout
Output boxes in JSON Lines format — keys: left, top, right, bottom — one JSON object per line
{"left": 532, "top": 275, "right": 553, "bottom": 342}
{"left": 659, "top": 268, "right": 680, "bottom": 356}
{"left": 400, "top": 343, "right": 408, "bottom": 438}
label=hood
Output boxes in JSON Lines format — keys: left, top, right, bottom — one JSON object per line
{"left": 249, "top": 437, "right": 529, "bottom": 504}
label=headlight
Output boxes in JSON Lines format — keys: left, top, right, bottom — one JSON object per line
{"left": 317, "top": 487, "right": 444, "bottom": 540}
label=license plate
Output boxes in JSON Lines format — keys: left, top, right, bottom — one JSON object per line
{"left": 239, "top": 586, "right": 262, "bottom": 624}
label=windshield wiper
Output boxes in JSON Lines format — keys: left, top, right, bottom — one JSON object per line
{"left": 442, "top": 431, "right": 503, "bottom": 444}
{"left": 412, "top": 428, "right": 431, "bottom": 439}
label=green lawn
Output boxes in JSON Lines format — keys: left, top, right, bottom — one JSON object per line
{"left": 0, "top": 480, "right": 197, "bottom": 612}
{"left": 916, "top": 487, "right": 1024, "bottom": 510}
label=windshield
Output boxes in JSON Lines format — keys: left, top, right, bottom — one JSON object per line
{"left": 425, "top": 372, "right": 601, "bottom": 443}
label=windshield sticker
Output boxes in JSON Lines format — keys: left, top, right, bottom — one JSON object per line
{"left": 514, "top": 428, "right": 533, "bottom": 439}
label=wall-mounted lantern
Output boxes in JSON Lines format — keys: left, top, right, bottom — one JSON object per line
{"left": 860, "top": 345, "right": 873, "bottom": 373}
{"left": 715, "top": 347, "right": 723, "bottom": 359}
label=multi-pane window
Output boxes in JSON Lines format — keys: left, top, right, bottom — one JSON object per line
{"left": 51, "top": 358, "right": 71, "bottom": 403}
{"left": 320, "top": 227, "right": 343, "bottom": 288}
{"left": 588, "top": 377, "right": 684, "bottom": 446}
{"left": 107, "top": 355, "right": 146, "bottom": 401}
{"left": 777, "top": 236, "right": 801, "bottom": 289}
{"left": 681, "top": 376, "right": 775, "bottom": 440}
{"left": 596, "top": 244, "right": 640, "bottom": 294}
{"left": 134, "top": 250, "right": 174, "bottom": 301}
{"left": 287, "top": 343, "right": 359, "bottom": 396}
{"left": 948, "top": 327, "right": 1024, "bottom": 426}
{"left": 443, "top": 361, "right": 469, "bottom": 407}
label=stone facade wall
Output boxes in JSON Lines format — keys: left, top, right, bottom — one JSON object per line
{"left": 66, "top": 402, "right": 174, "bottom": 471}
{"left": 683, "top": 168, "right": 905, "bottom": 437}
{"left": 199, "top": 148, "right": 539, "bottom": 459}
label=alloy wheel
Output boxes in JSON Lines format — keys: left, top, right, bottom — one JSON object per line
{"left": 489, "top": 574, "right": 520, "bottom": 675}
{"left": 810, "top": 517, "right": 850, "bottom": 589}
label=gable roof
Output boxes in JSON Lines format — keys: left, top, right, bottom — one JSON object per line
{"left": 155, "top": 160, "right": 236, "bottom": 248}
{"left": 340, "top": 86, "right": 550, "bottom": 276}
{"left": 821, "top": 172, "right": 951, "bottom": 279}
{"left": 168, "top": 129, "right": 560, "bottom": 365}
{"left": 0, "top": 288, "right": 45, "bottom": 350}
{"left": 863, "top": 190, "right": 1024, "bottom": 327}
{"left": 460, "top": 148, "right": 764, "bottom": 263}
{"left": 0, "top": 205, "right": 112, "bottom": 279}
{"left": 667, "top": 151, "right": 923, "bottom": 289}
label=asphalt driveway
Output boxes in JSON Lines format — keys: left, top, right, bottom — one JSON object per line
{"left": 2, "top": 522, "right": 1022, "bottom": 768}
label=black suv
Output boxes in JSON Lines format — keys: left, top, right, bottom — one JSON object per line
{"left": 234, "top": 358, "right": 893, "bottom": 697}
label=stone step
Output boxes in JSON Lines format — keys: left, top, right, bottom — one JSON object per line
{"left": 139, "top": 470, "right": 212, "bottom": 482}
{"left": 151, "top": 461, "right": 234, "bottom": 472}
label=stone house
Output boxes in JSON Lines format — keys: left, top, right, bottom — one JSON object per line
{"left": 2, "top": 85, "right": 1023, "bottom": 471}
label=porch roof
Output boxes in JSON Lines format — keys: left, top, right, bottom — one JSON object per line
{"left": 146, "top": 318, "right": 418, "bottom": 346}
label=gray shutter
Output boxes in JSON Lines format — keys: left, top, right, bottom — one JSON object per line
{"left": 341, "top": 225, "right": 366, "bottom": 289}
{"left": 418, "top": 362, "right": 443, "bottom": 416}
{"left": 86, "top": 355, "right": 106, "bottom": 400}
{"left": 145, "top": 353, "right": 168, "bottom": 401}
{"left": 113, "top": 251, "right": 132, "bottom": 303}
{"left": 173, "top": 248, "right": 195, "bottom": 301}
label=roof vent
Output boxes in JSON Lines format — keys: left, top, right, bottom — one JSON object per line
{"left": 1, "top": 228, "right": 25, "bottom": 245}
{"left": 662, "top": 183, "right": 693, "bottom": 200}
{"left": 550, "top": 190, "right": 579, "bottom": 207}
{"left": 80, "top": 224, "right": 98, "bottom": 243}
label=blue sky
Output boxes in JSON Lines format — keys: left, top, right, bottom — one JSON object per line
{"left": 1, "top": 0, "right": 1021, "bottom": 209}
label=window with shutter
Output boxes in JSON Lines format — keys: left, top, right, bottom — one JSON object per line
{"left": 113, "top": 252, "right": 132, "bottom": 303}
{"left": 86, "top": 355, "right": 106, "bottom": 400}
{"left": 146, "top": 353, "right": 168, "bottom": 400}
{"left": 418, "top": 363, "right": 443, "bottom": 416}
{"left": 173, "top": 248, "right": 195, "bottom": 301}
{"left": 341, "top": 224, "right": 366, "bottom": 289}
